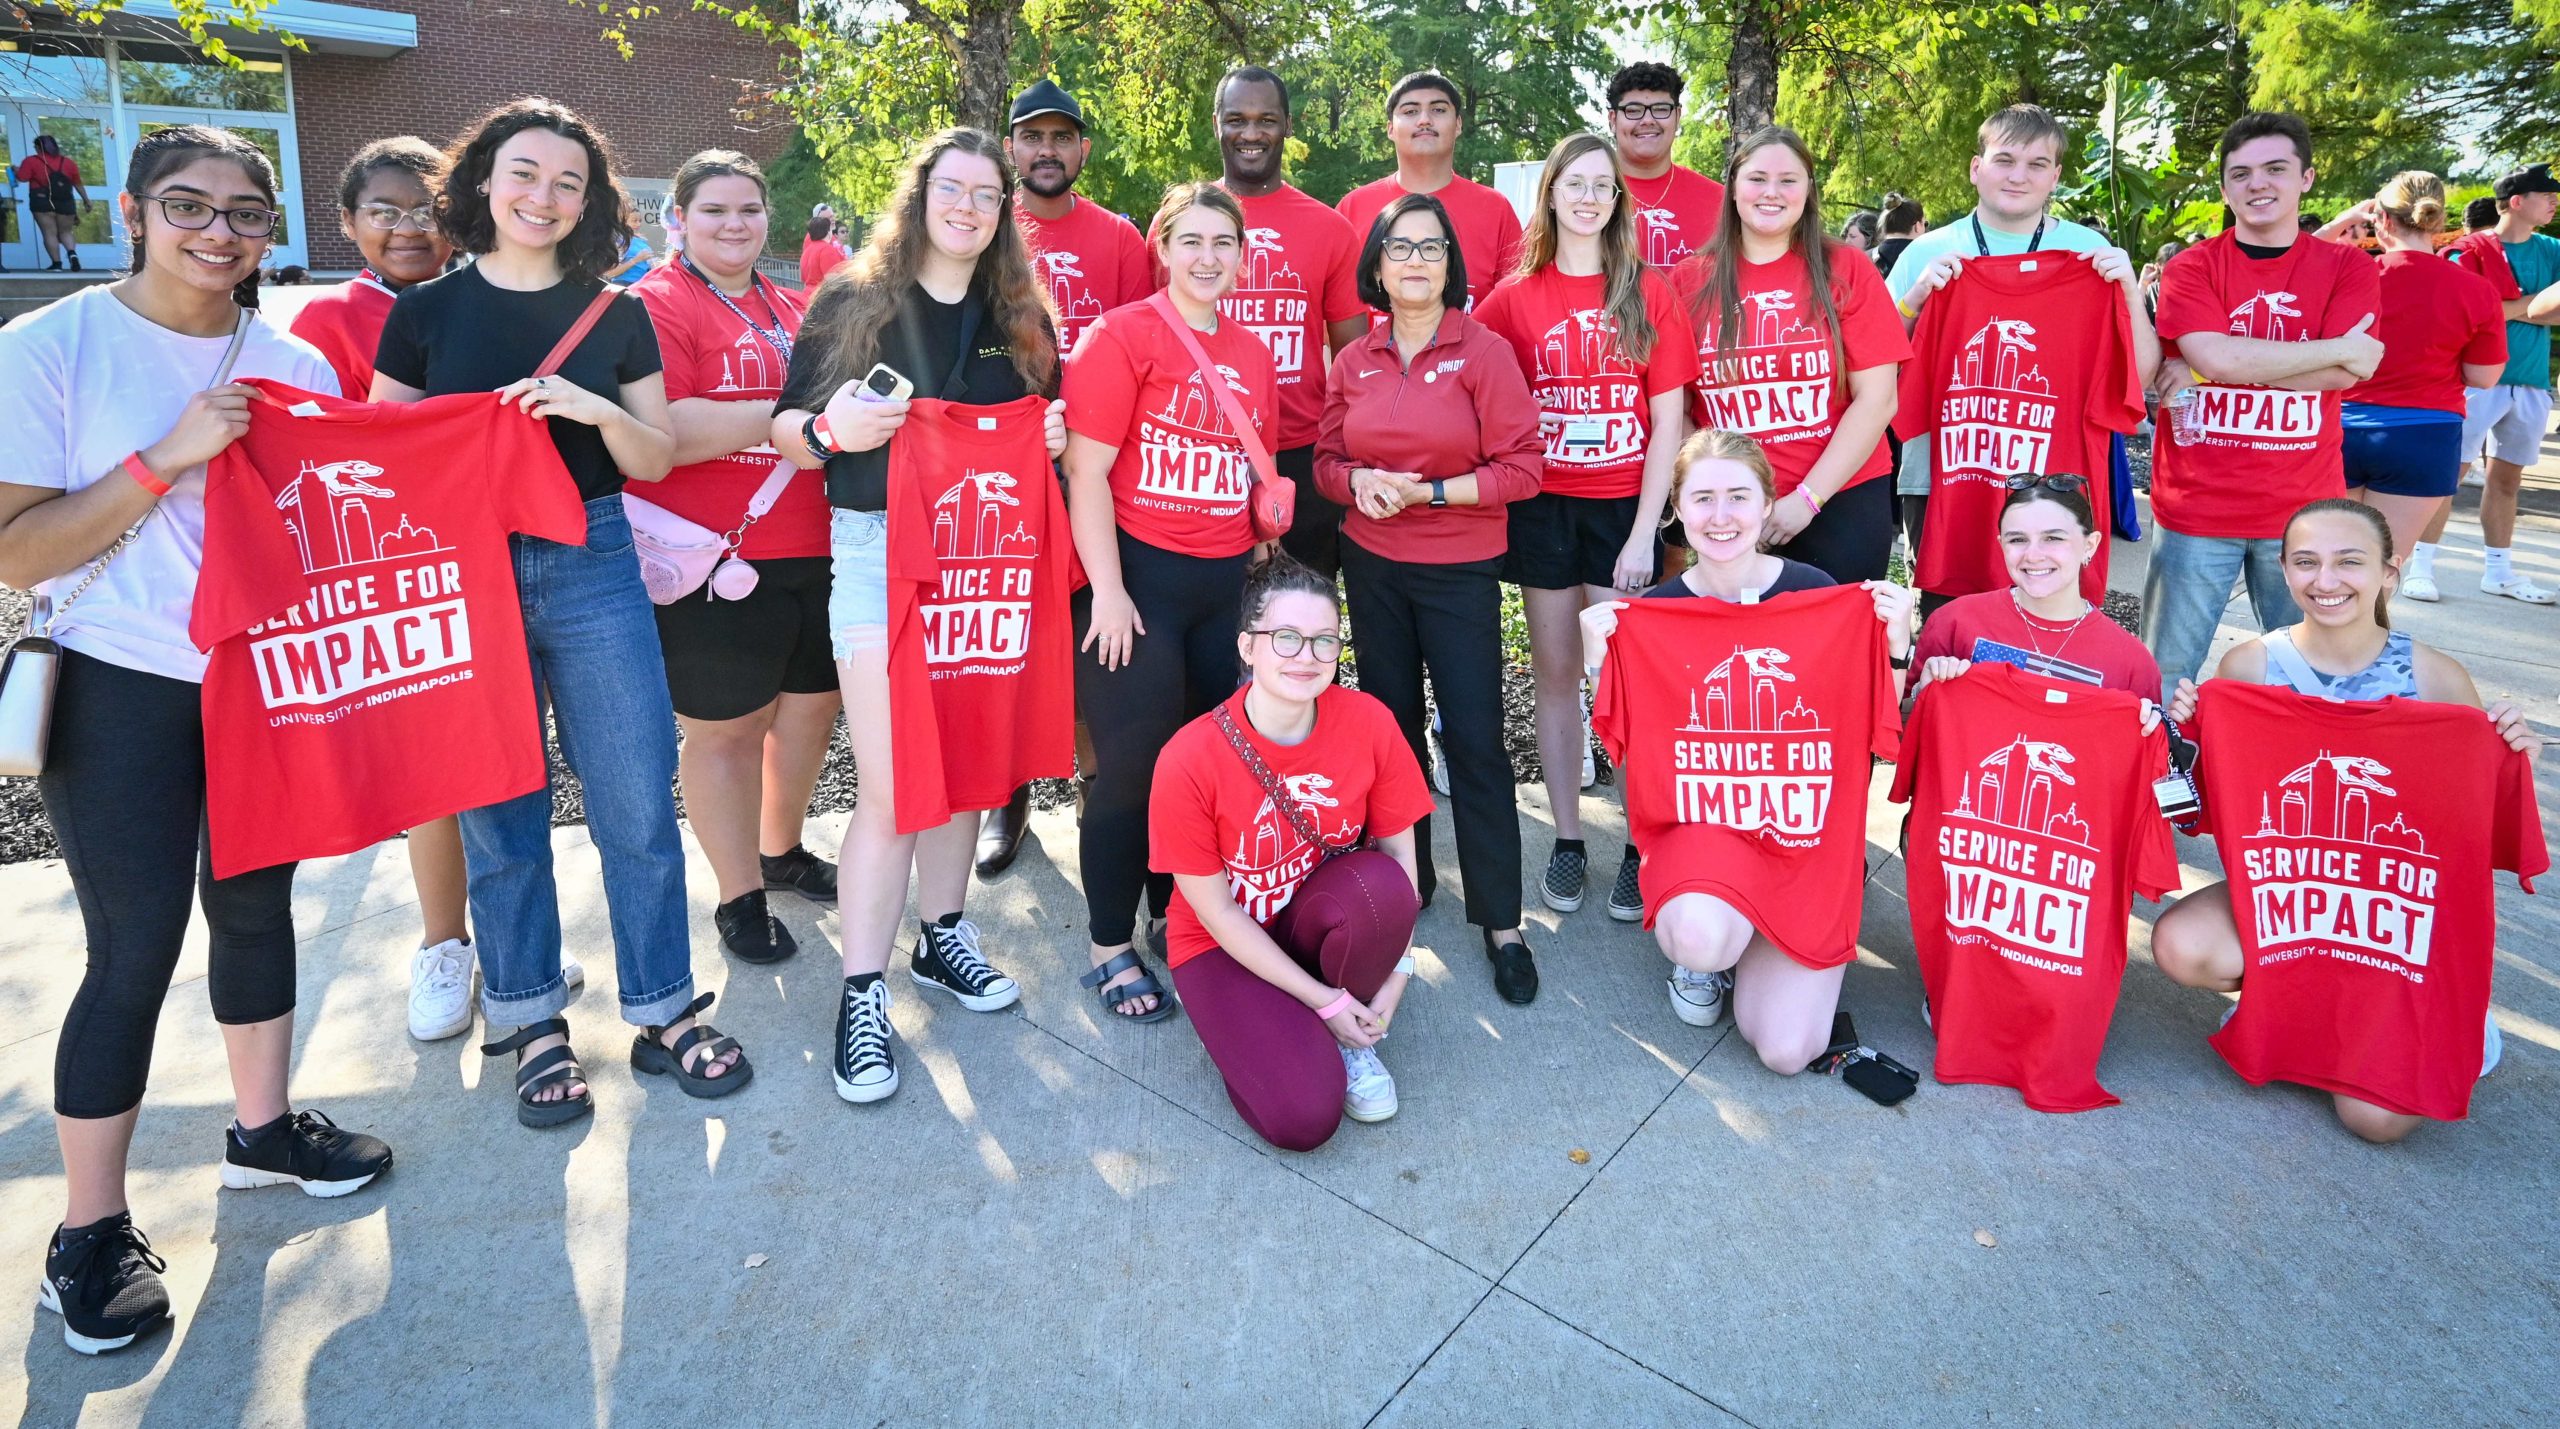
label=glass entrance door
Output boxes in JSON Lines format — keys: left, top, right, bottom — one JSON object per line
{"left": 4, "top": 105, "right": 117, "bottom": 272}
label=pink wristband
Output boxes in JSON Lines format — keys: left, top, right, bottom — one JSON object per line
{"left": 1312, "top": 988, "right": 1357, "bottom": 1022}
{"left": 1797, "top": 486, "right": 1825, "bottom": 515}
{"left": 123, "top": 452, "right": 171, "bottom": 498}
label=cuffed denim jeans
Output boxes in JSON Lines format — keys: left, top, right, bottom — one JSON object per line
{"left": 463, "top": 495, "right": 696, "bottom": 1030}
{"left": 2139, "top": 526, "right": 2301, "bottom": 689}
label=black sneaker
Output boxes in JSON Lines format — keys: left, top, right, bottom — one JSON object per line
{"left": 219, "top": 1109, "right": 392, "bottom": 1198}
{"left": 910, "top": 914, "right": 1021, "bottom": 1012}
{"left": 833, "top": 974, "right": 899, "bottom": 1103}
{"left": 760, "top": 845, "right": 839, "bottom": 904}
{"left": 1607, "top": 846, "right": 1644, "bottom": 923}
{"left": 715, "top": 889, "right": 797, "bottom": 964}
{"left": 40, "top": 1214, "right": 170, "bottom": 1355}
{"left": 1541, "top": 840, "right": 1588, "bottom": 913}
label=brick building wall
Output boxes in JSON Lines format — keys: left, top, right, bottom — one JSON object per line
{"left": 291, "top": 0, "right": 789, "bottom": 269}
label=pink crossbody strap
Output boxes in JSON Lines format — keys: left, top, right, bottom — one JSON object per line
{"left": 1145, "top": 292, "right": 1275, "bottom": 488}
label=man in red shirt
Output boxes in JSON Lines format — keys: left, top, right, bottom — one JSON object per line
{"left": 1605, "top": 62, "right": 1725, "bottom": 270}
{"left": 1006, "top": 79, "right": 1152, "bottom": 358}
{"left": 1336, "top": 71, "right": 1525, "bottom": 309}
{"left": 1211, "top": 65, "right": 1370, "bottom": 577}
{"left": 2144, "top": 112, "right": 2383, "bottom": 686}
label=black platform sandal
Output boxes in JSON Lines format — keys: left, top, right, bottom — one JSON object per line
{"left": 1080, "top": 949, "right": 1178, "bottom": 1023}
{"left": 630, "top": 992, "right": 755, "bottom": 1098}
{"left": 482, "top": 1018, "right": 594, "bottom": 1129}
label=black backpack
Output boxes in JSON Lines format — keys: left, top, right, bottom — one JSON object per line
{"left": 40, "top": 158, "right": 76, "bottom": 211}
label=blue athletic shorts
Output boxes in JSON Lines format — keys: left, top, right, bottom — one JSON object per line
{"left": 2341, "top": 403, "right": 2462, "bottom": 498}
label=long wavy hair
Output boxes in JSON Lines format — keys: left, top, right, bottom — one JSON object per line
{"left": 436, "top": 96, "right": 632, "bottom": 284}
{"left": 1694, "top": 127, "right": 1848, "bottom": 400}
{"left": 1514, "top": 132, "right": 1656, "bottom": 365}
{"left": 803, "top": 129, "right": 1057, "bottom": 398}
{"left": 124, "top": 124, "right": 276, "bottom": 310}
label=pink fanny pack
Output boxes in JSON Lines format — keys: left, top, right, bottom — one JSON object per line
{"left": 625, "top": 459, "right": 797, "bottom": 604}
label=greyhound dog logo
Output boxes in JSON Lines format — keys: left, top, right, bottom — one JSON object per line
{"left": 275, "top": 459, "right": 444, "bottom": 573}
{"left": 2254, "top": 752, "right": 2426, "bottom": 852}
{"left": 2228, "top": 290, "right": 2304, "bottom": 342}
{"left": 1686, "top": 646, "right": 1822, "bottom": 733}
{"left": 931, "top": 467, "right": 1037, "bottom": 561}
{"left": 1229, "top": 771, "right": 1350, "bottom": 917}
{"left": 1952, "top": 737, "right": 2091, "bottom": 846}
{"left": 1036, "top": 251, "right": 1086, "bottom": 279}
{"left": 1953, "top": 317, "right": 2052, "bottom": 394}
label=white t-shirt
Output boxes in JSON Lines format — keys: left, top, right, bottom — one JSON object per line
{"left": 0, "top": 284, "right": 339, "bottom": 682}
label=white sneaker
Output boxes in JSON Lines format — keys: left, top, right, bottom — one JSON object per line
{"left": 1579, "top": 680, "right": 1598, "bottom": 790}
{"left": 1667, "top": 967, "right": 1729, "bottom": 1027}
{"left": 2481, "top": 1009, "right": 2503, "bottom": 1080}
{"left": 562, "top": 956, "right": 586, "bottom": 991}
{"left": 2462, "top": 466, "right": 2486, "bottom": 488}
{"left": 2401, "top": 572, "right": 2441, "bottom": 603}
{"left": 407, "top": 938, "right": 476, "bottom": 1041}
{"left": 1427, "top": 708, "right": 1451, "bottom": 797}
{"left": 2482, "top": 572, "right": 2557, "bottom": 605}
{"left": 1341, "top": 1045, "right": 1397, "bottom": 1122}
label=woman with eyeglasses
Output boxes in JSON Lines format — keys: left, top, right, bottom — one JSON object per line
{"left": 1910, "top": 476, "right": 2164, "bottom": 706}
{"left": 769, "top": 129, "right": 1064, "bottom": 1103}
{"left": 1474, "top": 132, "right": 1698, "bottom": 944}
{"left": 1316, "top": 192, "right": 1544, "bottom": 1001}
{"left": 0, "top": 125, "right": 393, "bottom": 1357}
{"left": 1151, "top": 556, "right": 1431, "bottom": 1147}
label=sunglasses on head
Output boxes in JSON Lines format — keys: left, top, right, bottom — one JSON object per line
{"left": 2002, "top": 473, "right": 2089, "bottom": 494}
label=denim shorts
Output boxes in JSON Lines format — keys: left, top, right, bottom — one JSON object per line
{"left": 828, "top": 507, "right": 889, "bottom": 657}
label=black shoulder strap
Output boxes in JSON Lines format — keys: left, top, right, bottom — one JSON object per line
{"left": 940, "top": 292, "right": 985, "bottom": 401}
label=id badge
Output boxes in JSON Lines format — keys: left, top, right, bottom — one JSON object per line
{"left": 1560, "top": 415, "right": 1609, "bottom": 454}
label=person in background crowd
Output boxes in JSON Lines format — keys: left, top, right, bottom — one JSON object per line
{"left": 2140, "top": 112, "right": 2380, "bottom": 688}
{"left": 1911, "top": 476, "right": 2164, "bottom": 706}
{"left": 606, "top": 226, "right": 655, "bottom": 282}
{"left": 1840, "top": 209, "right": 1880, "bottom": 253}
{"left": 979, "top": 77, "right": 1153, "bottom": 879}
{"left": 1578, "top": 429, "right": 1915, "bottom": 1057}
{"left": 1152, "top": 557, "right": 1430, "bottom": 1147}
{"left": 288, "top": 135, "right": 524, "bottom": 1044}
{"left": 1887, "top": 105, "right": 2158, "bottom": 567}
{"left": 2317, "top": 173, "right": 2507, "bottom": 568}
{"left": 2153, "top": 499, "right": 2539, "bottom": 1143}
{"left": 1872, "top": 193, "right": 1926, "bottom": 277}
{"left": 631, "top": 150, "right": 840, "bottom": 969}
{"left": 2462, "top": 194, "right": 2500, "bottom": 236}
{"left": 2139, "top": 239, "right": 2181, "bottom": 320}
{"left": 1317, "top": 192, "right": 1544, "bottom": 999}
{"left": 1337, "top": 70, "right": 1525, "bottom": 309}
{"left": 14, "top": 133, "right": 92, "bottom": 270}
{"left": 1060, "top": 180, "right": 1277, "bottom": 1024}
{"left": 1477, "top": 133, "right": 1697, "bottom": 950}
{"left": 1205, "top": 65, "right": 1367, "bottom": 578}
{"left": 770, "top": 129, "right": 1060, "bottom": 1103}
{"left": 0, "top": 124, "right": 392, "bottom": 1357}
{"left": 375, "top": 97, "right": 747, "bottom": 1126}
{"left": 1604, "top": 61, "right": 1725, "bottom": 269}
{"left": 801, "top": 211, "right": 848, "bottom": 289}
{"left": 2420, "top": 162, "right": 2560, "bottom": 604}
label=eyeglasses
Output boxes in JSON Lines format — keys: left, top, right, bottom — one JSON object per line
{"left": 926, "top": 177, "right": 1006, "bottom": 214}
{"left": 1612, "top": 102, "right": 1680, "bottom": 122}
{"left": 1381, "top": 237, "right": 1450, "bottom": 263}
{"left": 1249, "top": 628, "right": 1344, "bottom": 661}
{"left": 138, "top": 193, "right": 280, "bottom": 237}
{"left": 2002, "top": 473, "right": 2089, "bottom": 493}
{"left": 1556, "top": 178, "right": 1619, "bottom": 203}
{"left": 356, "top": 202, "right": 436, "bottom": 232}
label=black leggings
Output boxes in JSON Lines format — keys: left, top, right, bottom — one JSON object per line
{"left": 39, "top": 650, "right": 298, "bottom": 1119}
{"left": 1075, "top": 533, "right": 1248, "bottom": 947}
{"left": 1274, "top": 444, "right": 1344, "bottom": 580}
{"left": 1340, "top": 541, "right": 1520, "bottom": 929}
{"left": 1773, "top": 474, "right": 1896, "bottom": 584}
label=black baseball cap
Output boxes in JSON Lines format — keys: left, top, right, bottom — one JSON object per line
{"left": 2494, "top": 163, "right": 2559, "bottom": 200}
{"left": 1009, "top": 79, "right": 1086, "bottom": 133}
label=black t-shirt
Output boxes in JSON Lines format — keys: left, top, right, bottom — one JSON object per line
{"left": 375, "top": 264, "right": 664, "bottom": 503}
{"left": 1645, "top": 558, "right": 1835, "bottom": 602}
{"left": 776, "top": 279, "right": 1052, "bottom": 511}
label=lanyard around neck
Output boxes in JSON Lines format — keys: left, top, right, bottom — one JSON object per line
{"left": 682, "top": 255, "right": 793, "bottom": 365}
{"left": 1971, "top": 211, "right": 2044, "bottom": 258}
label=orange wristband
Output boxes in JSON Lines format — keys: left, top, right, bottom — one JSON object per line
{"left": 123, "top": 452, "right": 171, "bottom": 497}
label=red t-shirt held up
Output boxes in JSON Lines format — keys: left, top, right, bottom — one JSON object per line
{"left": 190, "top": 383, "right": 587, "bottom": 878}
{"left": 1151, "top": 685, "right": 1434, "bottom": 969}
{"left": 2343, "top": 249, "right": 2507, "bottom": 415}
{"left": 1892, "top": 666, "right": 2182, "bottom": 1112}
{"left": 2193, "top": 683, "right": 2546, "bottom": 1121}
{"left": 287, "top": 272, "right": 399, "bottom": 401}
{"left": 1897, "top": 253, "right": 2145, "bottom": 601}
{"left": 1592, "top": 589, "right": 1900, "bottom": 967}
{"left": 1151, "top": 184, "right": 1362, "bottom": 451}
{"left": 2152, "top": 231, "right": 2381, "bottom": 538}
{"left": 1911, "top": 591, "right": 2164, "bottom": 705}
{"left": 1337, "top": 173, "right": 1524, "bottom": 310}
{"left": 1474, "top": 266, "right": 1700, "bottom": 499}
{"left": 630, "top": 261, "right": 825, "bottom": 560}
{"left": 883, "top": 397, "right": 1078, "bottom": 834}
{"left": 1062, "top": 299, "right": 1277, "bottom": 559}
{"left": 1016, "top": 195, "right": 1154, "bottom": 358}
{"left": 1674, "top": 244, "right": 1912, "bottom": 497}
{"left": 1624, "top": 165, "right": 1727, "bottom": 270}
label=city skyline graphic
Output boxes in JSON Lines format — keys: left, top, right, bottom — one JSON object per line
{"left": 1744, "top": 290, "right": 1820, "bottom": 348}
{"left": 2226, "top": 289, "right": 2305, "bottom": 343}
{"left": 1234, "top": 771, "right": 1348, "bottom": 872}
{"left": 274, "top": 460, "right": 451, "bottom": 575}
{"left": 1950, "top": 317, "right": 2053, "bottom": 396}
{"left": 1948, "top": 737, "right": 2092, "bottom": 848}
{"left": 930, "top": 468, "right": 1038, "bottom": 561}
{"left": 1682, "top": 646, "right": 1824, "bottom": 734}
{"left": 2249, "top": 752, "right": 2430, "bottom": 855}
{"left": 1155, "top": 364, "right": 1248, "bottom": 435}
{"left": 1537, "top": 310, "right": 1637, "bottom": 380}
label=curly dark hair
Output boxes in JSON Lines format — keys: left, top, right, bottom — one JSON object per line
{"left": 436, "top": 96, "right": 632, "bottom": 283}
{"left": 1607, "top": 61, "right": 1684, "bottom": 108}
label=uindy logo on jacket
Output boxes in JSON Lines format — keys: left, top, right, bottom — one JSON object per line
{"left": 1936, "top": 736, "right": 2099, "bottom": 967}
{"left": 923, "top": 467, "right": 1038, "bottom": 673}
{"left": 1696, "top": 288, "right": 1832, "bottom": 438}
{"left": 2238, "top": 752, "right": 2438, "bottom": 973}
{"left": 1934, "top": 317, "right": 2057, "bottom": 483}
{"left": 245, "top": 459, "right": 471, "bottom": 712}
{"left": 1670, "top": 645, "right": 1832, "bottom": 840}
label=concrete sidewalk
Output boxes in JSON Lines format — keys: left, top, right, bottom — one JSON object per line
{"left": 2, "top": 481, "right": 2556, "bottom": 1427}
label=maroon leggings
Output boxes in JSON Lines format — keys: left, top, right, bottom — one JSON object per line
{"left": 1172, "top": 849, "right": 1419, "bottom": 1152}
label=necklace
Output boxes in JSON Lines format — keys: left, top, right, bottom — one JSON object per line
{"left": 2010, "top": 588, "right": 2094, "bottom": 663}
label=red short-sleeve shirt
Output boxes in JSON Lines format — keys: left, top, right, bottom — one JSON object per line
{"left": 1674, "top": 244, "right": 1912, "bottom": 496}
{"left": 1063, "top": 299, "right": 1278, "bottom": 558}
{"left": 1474, "top": 265, "right": 1700, "bottom": 499}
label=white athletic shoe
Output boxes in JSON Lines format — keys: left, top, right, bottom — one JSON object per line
{"left": 1579, "top": 680, "right": 1598, "bottom": 789}
{"left": 2462, "top": 467, "right": 2486, "bottom": 488}
{"left": 1668, "top": 967, "right": 1730, "bottom": 1027}
{"left": 2481, "top": 1009, "right": 2503, "bottom": 1080}
{"left": 407, "top": 939, "right": 476, "bottom": 1041}
{"left": 1341, "top": 1045, "right": 1398, "bottom": 1122}
{"left": 2482, "top": 572, "right": 2558, "bottom": 605}
{"left": 2400, "top": 572, "right": 2441, "bottom": 603}
{"left": 561, "top": 956, "right": 586, "bottom": 991}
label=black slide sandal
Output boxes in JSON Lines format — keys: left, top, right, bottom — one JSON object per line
{"left": 482, "top": 1017, "right": 594, "bottom": 1129}
{"left": 1080, "top": 949, "right": 1178, "bottom": 1023}
{"left": 630, "top": 992, "right": 755, "bottom": 1098}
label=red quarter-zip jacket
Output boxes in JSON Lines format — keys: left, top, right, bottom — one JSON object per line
{"left": 1314, "top": 307, "right": 1545, "bottom": 565}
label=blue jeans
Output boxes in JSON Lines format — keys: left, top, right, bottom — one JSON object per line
{"left": 2139, "top": 526, "right": 2301, "bottom": 688}
{"left": 463, "top": 496, "right": 696, "bottom": 1029}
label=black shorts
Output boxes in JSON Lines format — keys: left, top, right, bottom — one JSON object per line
{"left": 1501, "top": 490, "right": 1655, "bottom": 591}
{"left": 653, "top": 554, "right": 837, "bottom": 721}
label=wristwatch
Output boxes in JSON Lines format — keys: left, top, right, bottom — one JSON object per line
{"left": 802, "top": 412, "right": 838, "bottom": 459}
{"left": 1428, "top": 479, "right": 1448, "bottom": 508}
